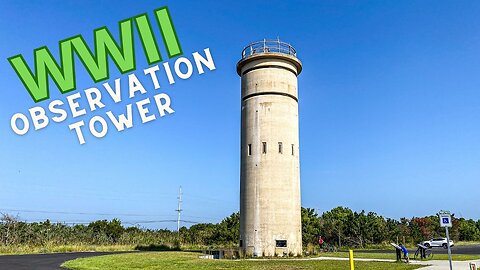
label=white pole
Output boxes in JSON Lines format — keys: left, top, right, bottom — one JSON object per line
{"left": 445, "top": 226, "right": 453, "bottom": 270}
{"left": 176, "top": 186, "right": 182, "bottom": 232}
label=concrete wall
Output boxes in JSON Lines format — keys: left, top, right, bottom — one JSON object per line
{"left": 238, "top": 53, "right": 302, "bottom": 256}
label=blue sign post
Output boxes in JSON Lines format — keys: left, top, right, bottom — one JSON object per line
{"left": 439, "top": 210, "right": 453, "bottom": 270}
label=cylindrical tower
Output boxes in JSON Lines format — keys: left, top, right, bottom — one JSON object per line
{"left": 237, "top": 39, "right": 302, "bottom": 257}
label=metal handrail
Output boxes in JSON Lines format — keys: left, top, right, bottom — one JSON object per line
{"left": 241, "top": 39, "right": 297, "bottom": 58}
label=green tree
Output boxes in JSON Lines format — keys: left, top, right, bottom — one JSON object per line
{"left": 320, "top": 207, "right": 353, "bottom": 247}
{"left": 88, "top": 219, "right": 124, "bottom": 243}
{"left": 217, "top": 212, "right": 240, "bottom": 245}
{"left": 301, "top": 207, "right": 320, "bottom": 247}
{"left": 458, "top": 219, "right": 480, "bottom": 241}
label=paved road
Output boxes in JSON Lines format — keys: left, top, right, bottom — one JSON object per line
{"left": 314, "top": 256, "right": 480, "bottom": 270}
{"left": 361, "top": 244, "right": 480, "bottom": 255}
{"left": 0, "top": 252, "right": 127, "bottom": 270}
{"left": 411, "top": 259, "right": 480, "bottom": 270}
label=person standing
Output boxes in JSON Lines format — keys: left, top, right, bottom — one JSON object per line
{"left": 395, "top": 246, "right": 402, "bottom": 262}
{"left": 318, "top": 236, "right": 324, "bottom": 249}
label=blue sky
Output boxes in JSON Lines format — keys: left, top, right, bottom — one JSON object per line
{"left": 1, "top": 0, "right": 479, "bottom": 229}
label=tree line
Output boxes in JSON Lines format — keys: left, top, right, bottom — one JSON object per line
{"left": 303, "top": 207, "right": 480, "bottom": 249}
{"left": 1, "top": 207, "right": 479, "bottom": 251}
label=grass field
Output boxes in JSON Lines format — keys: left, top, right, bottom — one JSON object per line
{"left": 1, "top": 241, "right": 479, "bottom": 256}
{"left": 0, "top": 244, "right": 135, "bottom": 255}
{"left": 62, "top": 252, "right": 422, "bottom": 270}
{"left": 319, "top": 252, "right": 480, "bottom": 261}
{"left": 456, "top": 241, "right": 480, "bottom": 246}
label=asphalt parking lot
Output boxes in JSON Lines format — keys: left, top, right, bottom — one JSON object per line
{"left": 0, "top": 251, "right": 129, "bottom": 270}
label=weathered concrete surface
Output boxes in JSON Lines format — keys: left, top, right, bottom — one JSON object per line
{"left": 238, "top": 52, "right": 303, "bottom": 257}
{"left": 411, "top": 259, "right": 480, "bottom": 270}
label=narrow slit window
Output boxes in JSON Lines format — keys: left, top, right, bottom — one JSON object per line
{"left": 262, "top": 142, "right": 267, "bottom": 154}
{"left": 248, "top": 144, "right": 252, "bottom": 156}
{"left": 291, "top": 144, "right": 295, "bottom": 156}
{"left": 278, "top": 142, "right": 283, "bottom": 154}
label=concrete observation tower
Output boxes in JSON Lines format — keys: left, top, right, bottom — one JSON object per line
{"left": 237, "top": 39, "right": 302, "bottom": 256}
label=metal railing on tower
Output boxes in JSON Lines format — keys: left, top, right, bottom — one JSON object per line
{"left": 241, "top": 39, "right": 297, "bottom": 59}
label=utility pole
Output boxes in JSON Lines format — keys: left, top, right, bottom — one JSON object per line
{"left": 176, "top": 186, "right": 182, "bottom": 233}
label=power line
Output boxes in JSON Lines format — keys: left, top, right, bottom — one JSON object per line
{"left": 10, "top": 219, "right": 201, "bottom": 226}
{"left": 0, "top": 209, "right": 225, "bottom": 223}
{"left": 126, "top": 219, "right": 200, "bottom": 225}
{"left": 182, "top": 214, "right": 220, "bottom": 221}
{"left": 0, "top": 208, "right": 176, "bottom": 217}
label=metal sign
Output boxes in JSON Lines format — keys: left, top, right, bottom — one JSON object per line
{"left": 439, "top": 211, "right": 452, "bottom": 228}
{"left": 439, "top": 210, "right": 454, "bottom": 270}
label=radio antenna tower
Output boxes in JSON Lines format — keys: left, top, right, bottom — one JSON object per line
{"left": 176, "top": 186, "right": 183, "bottom": 232}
